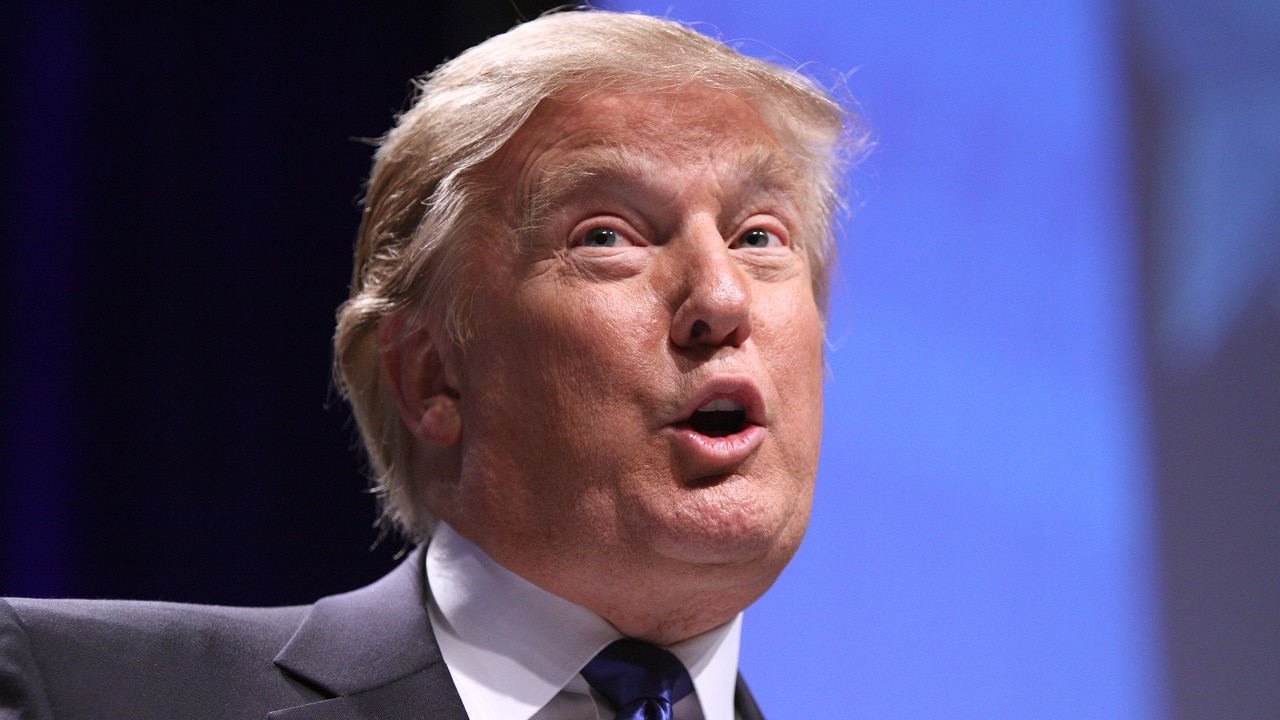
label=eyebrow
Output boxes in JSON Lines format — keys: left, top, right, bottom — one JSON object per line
{"left": 513, "top": 143, "right": 804, "bottom": 243}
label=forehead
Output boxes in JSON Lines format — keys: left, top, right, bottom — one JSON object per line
{"left": 530, "top": 87, "right": 778, "bottom": 155}
{"left": 489, "top": 87, "right": 798, "bottom": 209}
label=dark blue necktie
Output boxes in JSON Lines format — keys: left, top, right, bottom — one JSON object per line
{"left": 580, "top": 638, "right": 695, "bottom": 720}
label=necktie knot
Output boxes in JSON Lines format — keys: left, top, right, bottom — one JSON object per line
{"left": 581, "top": 638, "right": 695, "bottom": 720}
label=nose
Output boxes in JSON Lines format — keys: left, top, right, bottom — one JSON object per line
{"left": 669, "top": 221, "right": 752, "bottom": 349}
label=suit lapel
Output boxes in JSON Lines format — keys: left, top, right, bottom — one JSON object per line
{"left": 734, "top": 675, "right": 766, "bottom": 720}
{"left": 265, "top": 546, "right": 765, "bottom": 720}
{"left": 269, "top": 548, "right": 469, "bottom": 720}
{"left": 266, "top": 662, "right": 465, "bottom": 720}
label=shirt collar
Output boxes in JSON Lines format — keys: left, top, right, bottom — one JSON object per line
{"left": 426, "top": 522, "right": 742, "bottom": 720}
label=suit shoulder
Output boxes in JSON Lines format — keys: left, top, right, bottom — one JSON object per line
{"left": 3, "top": 596, "right": 309, "bottom": 655}
{"left": 1, "top": 597, "right": 318, "bottom": 719}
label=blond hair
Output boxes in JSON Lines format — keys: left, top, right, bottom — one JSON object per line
{"left": 334, "top": 9, "right": 862, "bottom": 540}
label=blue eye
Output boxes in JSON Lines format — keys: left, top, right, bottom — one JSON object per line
{"left": 582, "top": 227, "right": 620, "bottom": 247}
{"left": 736, "top": 228, "right": 779, "bottom": 248}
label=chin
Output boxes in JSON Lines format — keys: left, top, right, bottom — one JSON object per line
{"left": 630, "top": 478, "right": 811, "bottom": 570}
{"left": 652, "top": 529, "right": 801, "bottom": 572}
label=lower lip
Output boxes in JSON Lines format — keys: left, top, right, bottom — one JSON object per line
{"left": 669, "top": 424, "right": 765, "bottom": 466}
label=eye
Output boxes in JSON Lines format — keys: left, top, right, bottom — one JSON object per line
{"left": 734, "top": 228, "right": 782, "bottom": 249}
{"left": 580, "top": 227, "right": 622, "bottom": 248}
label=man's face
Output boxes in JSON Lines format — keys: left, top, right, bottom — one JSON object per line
{"left": 433, "top": 87, "right": 825, "bottom": 639}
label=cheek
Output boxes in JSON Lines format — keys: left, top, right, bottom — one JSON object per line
{"left": 467, "top": 281, "right": 667, "bottom": 442}
{"left": 760, "top": 286, "right": 824, "bottom": 373}
{"left": 535, "top": 283, "right": 667, "bottom": 381}
{"left": 761, "top": 289, "right": 826, "bottom": 453}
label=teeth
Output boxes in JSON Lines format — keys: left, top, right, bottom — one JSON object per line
{"left": 697, "top": 398, "right": 744, "bottom": 413}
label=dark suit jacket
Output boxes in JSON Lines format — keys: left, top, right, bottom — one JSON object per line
{"left": 0, "top": 550, "right": 766, "bottom": 719}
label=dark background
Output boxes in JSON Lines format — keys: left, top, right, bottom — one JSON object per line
{"left": 1, "top": 0, "right": 575, "bottom": 606}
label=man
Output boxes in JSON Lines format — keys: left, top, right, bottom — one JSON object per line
{"left": 1, "top": 9, "right": 854, "bottom": 719}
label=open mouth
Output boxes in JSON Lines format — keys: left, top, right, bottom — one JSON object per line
{"left": 686, "top": 397, "right": 748, "bottom": 437}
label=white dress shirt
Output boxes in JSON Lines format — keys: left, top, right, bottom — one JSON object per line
{"left": 426, "top": 522, "right": 743, "bottom": 720}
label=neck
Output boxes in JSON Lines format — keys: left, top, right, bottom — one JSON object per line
{"left": 487, "top": 538, "right": 775, "bottom": 645}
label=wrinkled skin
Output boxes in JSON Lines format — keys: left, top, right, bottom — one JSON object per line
{"left": 399, "top": 88, "right": 825, "bottom": 644}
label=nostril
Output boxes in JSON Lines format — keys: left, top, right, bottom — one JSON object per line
{"left": 690, "top": 320, "right": 709, "bottom": 338}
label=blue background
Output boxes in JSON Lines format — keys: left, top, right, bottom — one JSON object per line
{"left": 603, "top": 1, "right": 1160, "bottom": 717}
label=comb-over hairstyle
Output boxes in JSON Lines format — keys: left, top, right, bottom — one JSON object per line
{"left": 334, "top": 9, "right": 861, "bottom": 541}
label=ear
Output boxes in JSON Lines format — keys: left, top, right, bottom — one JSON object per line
{"left": 379, "top": 313, "right": 462, "bottom": 448}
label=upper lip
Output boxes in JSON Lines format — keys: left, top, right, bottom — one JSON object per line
{"left": 673, "top": 376, "right": 765, "bottom": 427}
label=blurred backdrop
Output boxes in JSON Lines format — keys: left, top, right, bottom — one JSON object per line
{"left": 1, "top": 1, "right": 1276, "bottom": 718}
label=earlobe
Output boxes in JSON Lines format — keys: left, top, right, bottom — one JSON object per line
{"left": 418, "top": 393, "right": 461, "bottom": 447}
{"left": 378, "top": 314, "right": 462, "bottom": 448}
